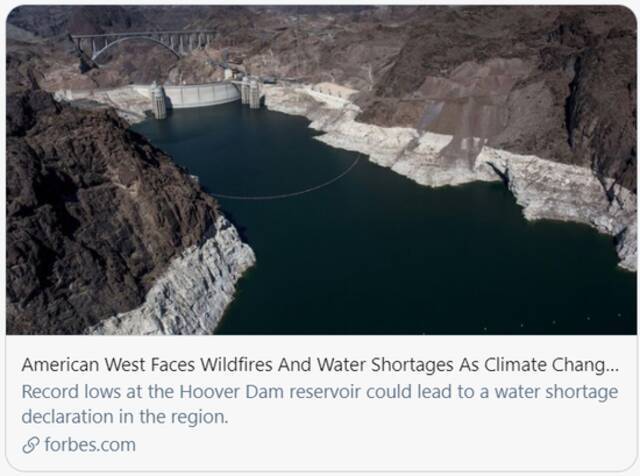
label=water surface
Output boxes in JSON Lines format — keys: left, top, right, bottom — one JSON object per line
{"left": 133, "top": 103, "right": 636, "bottom": 334}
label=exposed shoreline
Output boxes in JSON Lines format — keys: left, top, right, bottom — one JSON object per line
{"left": 54, "top": 79, "right": 635, "bottom": 336}
{"left": 49, "top": 88, "right": 257, "bottom": 335}
{"left": 88, "top": 215, "right": 256, "bottom": 335}
{"left": 262, "top": 84, "right": 637, "bottom": 272}
{"left": 56, "top": 80, "right": 636, "bottom": 274}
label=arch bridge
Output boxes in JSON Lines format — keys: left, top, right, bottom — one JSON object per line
{"left": 70, "top": 30, "right": 216, "bottom": 62}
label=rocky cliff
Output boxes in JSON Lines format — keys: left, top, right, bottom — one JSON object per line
{"left": 6, "top": 87, "right": 254, "bottom": 334}
{"left": 237, "top": 6, "right": 636, "bottom": 271}
{"left": 263, "top": 84, "right": 637, "bottom": 271}
{"left": 232, "top": 7, "right": 637, "bottom": 192}
{"left": 88, "top": 215, "right": 255, "bottom": 335}
{"left": 5, "top": 5, "right": 637, "bottom": 329}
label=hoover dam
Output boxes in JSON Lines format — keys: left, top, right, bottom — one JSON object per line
{"left": 5, "top": 5, "right": 637, "bottom": 335}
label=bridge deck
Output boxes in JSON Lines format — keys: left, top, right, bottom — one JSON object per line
{"left": 71, "top": 30, "right": 215, "bottom": 39}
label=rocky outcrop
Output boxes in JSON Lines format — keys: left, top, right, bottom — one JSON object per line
{"left": 560, "top": 30, "right": 637, "bottom": 192}
{"left": 10, "top": 6, "right": 635, "bottom": 192}
{"left": 88, "top": 215, "right": 255, "bottom": 335}
{"left": 8, "top": 5, "right": 144, "bottom": 38}
{"left": 354, "top": 7, "right": 636, "bottom": 193}
{"left": 6, "top": 5, "right": 254, "bottom": 90}
{"left": 236, "top": 7, "right": 637, "bottom": 199}
{"left": 250, "top": 6, "right": 636, "bottom": 270}
{"left": 264, "top": 84, "right": 637, "bottom": 271}
{"left": 7, "top": 87, "right": 254, "bottom": 334}
{"left": 5, "top": 5, "right": 637, "bottom": 333}
{"left": 54, "top": 86, "right": 151, "bottom": 123}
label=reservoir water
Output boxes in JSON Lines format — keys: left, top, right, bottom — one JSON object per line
{"left": 132, "top": 102, "right": 636, "bottom": 334}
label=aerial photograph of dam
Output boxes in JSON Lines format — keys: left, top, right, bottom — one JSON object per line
{"left": 6, "top": 5, "right": 637, "bottom": 335}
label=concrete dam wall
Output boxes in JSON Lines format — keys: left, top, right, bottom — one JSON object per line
{"left": 56, "top": 82, "right": 240, "bottom": 119}
{"left": 134, "top": 83, "right": 240, "bottom": 109}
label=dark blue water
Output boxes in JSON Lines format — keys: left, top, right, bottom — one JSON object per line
{"left": 132, "top": 102, "right": 637, "bottom": 334}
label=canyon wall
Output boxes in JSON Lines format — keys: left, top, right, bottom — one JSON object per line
{"left": 6, "top": 87, "right": 254, "bottom": 334}
{"left": 6, "top": 6, "right": 636, "bottom": 336}
{"left": 88, "top": 215, "right": 255, "bottom": 335}
{"left": 263, "top": 84, "right": 637, "bottom": 271}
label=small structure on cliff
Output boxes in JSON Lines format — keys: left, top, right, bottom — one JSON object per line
{"left": 150, "top": 81, "right": 167, "bottom": 119}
